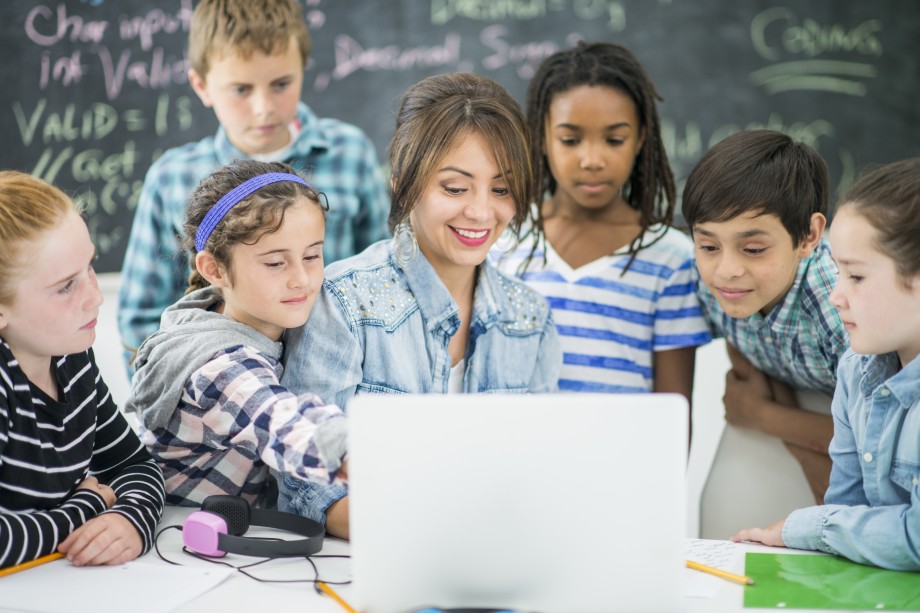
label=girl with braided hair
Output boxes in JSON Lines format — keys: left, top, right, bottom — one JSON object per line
{"left": 496, "top": 41, "right": 711, "bottom": 406}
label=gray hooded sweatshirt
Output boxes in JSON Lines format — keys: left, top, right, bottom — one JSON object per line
{"left": 125, "top": 286, "right": 345, "bottom": 472}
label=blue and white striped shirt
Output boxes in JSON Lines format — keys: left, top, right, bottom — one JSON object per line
{"left": 696, "top": 239, "right": 846, "bottom": 395}
{"left": 494, "top": 225, "right": 712, "bottom": 393}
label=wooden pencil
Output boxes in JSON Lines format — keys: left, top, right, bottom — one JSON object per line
{"left": 0, "top": 552, "right": 66, "bottom": 578}
{"left": 686, "top": 559, "right": 755, "bottom": 585}
{"left": 316, "top": 580, "right": 358, "bottom": 613}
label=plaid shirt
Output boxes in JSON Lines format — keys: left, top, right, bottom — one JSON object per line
{"left": 117, "top": 102, "right": 390, "bottom": 362}
{"left": 139, "top": 345, "right": 346, "bottom": 507}
{"left": 697, "top": 240, "right": 846, "bottom": 395}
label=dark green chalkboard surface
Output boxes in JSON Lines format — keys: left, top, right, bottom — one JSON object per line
{"left": 2, "top": 0, "right": 918, "bottom": 272}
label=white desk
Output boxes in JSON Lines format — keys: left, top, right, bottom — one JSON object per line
{"left": 2, "top": 506, "right": 887, "bottom": 613}
{"left": 145, "top": 506, "right": 352, "bottom": 612}
{"left": 116, "top": 507, "right": 883, "bottom": 613}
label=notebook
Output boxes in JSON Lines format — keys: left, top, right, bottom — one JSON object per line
{"left": 346, "top": 393, "right": 688, "bottom": 613}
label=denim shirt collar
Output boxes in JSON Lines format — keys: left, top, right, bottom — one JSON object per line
{"left": 472, "top": 259, "right": 514, "bottom": 328}
{"left": 397, "top": 244, "right": 509, "bottom": 335}
{"left": 399, "top": 247, "right": 458, "bottom": 335}
{"left": 213, "top": 102, "right": 329, "bottom": 165}
{"left": 858, "top": 351, "right": 920, "bottom": 407}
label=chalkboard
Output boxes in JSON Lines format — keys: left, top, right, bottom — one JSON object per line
{"left": 2, "top": 0, "right": 918, "bottom": 273}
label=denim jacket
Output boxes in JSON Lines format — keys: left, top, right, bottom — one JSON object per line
{"left": 783, "top": 349, "right": 920, "bottom": 570}
{"left": 278, "top": 239, "right": 561, "bottom": 523}
{"left": 282, "top": 239, "right": 560, "bottom": 406}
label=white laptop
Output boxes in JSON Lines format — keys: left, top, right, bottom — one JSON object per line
{"left": 346, "top": 393, "right": 688, "bottom": 613}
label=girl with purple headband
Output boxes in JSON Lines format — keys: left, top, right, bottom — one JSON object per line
{"left": 124, "top": 159, "right": 347, "bottom": 516}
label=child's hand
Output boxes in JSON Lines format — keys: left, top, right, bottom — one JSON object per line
{"left": 725, "top": 343, "right": 755, "bottom": 379}
{"left": 769, "top": 375, "right": 797, "bottom": 407}
{"left": 730, "top": 518, "right": 786, "bottom": 547}
{"left": 325, "top": 496, "right": 350, "bottom": 541}
{"left": 58, "top": 513, "right": 143, "bottom": 566}
{"left": 723, "top": 367, "right": 772, "bottom": 429}
{"left": 76, "top": 476, "right": 117, "bottom": 508}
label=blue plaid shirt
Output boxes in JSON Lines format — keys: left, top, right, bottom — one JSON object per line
{"left": 697, "top": 240, "right": 846, "bottom": 395}
{"left": 117, "top": 102, "right": 390, "bottom": 367}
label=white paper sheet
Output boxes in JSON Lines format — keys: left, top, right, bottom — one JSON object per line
{"left": 684, "top": 538, "right": 745, "bottom": 599}
{"left": 0, "top": 558, "right": 232, "bottom": 613}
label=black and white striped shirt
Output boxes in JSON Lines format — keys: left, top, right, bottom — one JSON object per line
{"left": 0, "top": 343, "right": 165, "bottom": 568}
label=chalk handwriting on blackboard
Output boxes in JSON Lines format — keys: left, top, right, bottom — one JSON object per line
{"left": 1, "top": 0, "right": 917, "bottom": 272}
{"left": 16, "top": 91, "right": 194, "bottom": 197}
{"left": 27, "top": 2, "right": 192, "bottom": 99}
{"left": 750, "top": 7, "right": 882, "bottom": 95}
{"left": 25, "top": 3, "right": 191, "bottom": 49}
{"left": 430, "top": 0, "right": 627, "bottom": 32}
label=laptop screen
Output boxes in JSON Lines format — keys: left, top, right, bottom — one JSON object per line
{"left": 346, "top": 393, "right": 688, "bottom": 613}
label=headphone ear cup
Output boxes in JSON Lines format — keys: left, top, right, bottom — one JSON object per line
{"left": 201, "top": 495, "right": 251, "bottom": 536}
{"left": 183, "top": 511, "right": 228, "bottom": 557}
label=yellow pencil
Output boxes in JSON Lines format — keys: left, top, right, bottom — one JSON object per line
{"left": 686, "top": 559, "right": 755, "bottom": 586}
{"left": 0, "top": 552, "right": 66, "bottom": 578}
{"left": 316, "top": 580, "right": 358, "bottom": 613}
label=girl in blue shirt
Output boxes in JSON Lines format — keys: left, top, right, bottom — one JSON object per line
{"left": 733, "top": 158, "right": 920, "bottom": 570}
{"left": 279, "top": 72, "right": 562, "bottom": 537}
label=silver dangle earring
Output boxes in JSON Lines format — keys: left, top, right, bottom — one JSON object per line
{"left": 393, "top": 220, "right": 418, "bottom": 268}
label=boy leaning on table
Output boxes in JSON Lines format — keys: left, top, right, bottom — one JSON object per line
{"left": 682, "top": 130, "right": 847, "bottom": 506}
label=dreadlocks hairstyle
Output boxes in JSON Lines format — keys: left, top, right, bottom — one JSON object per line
{"left": 524, "top": 41, "right": 675, "bottom": 269}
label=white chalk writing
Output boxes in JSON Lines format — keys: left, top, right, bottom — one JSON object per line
{"left": 331, "top": 33, "right": 462, "bottom": 80}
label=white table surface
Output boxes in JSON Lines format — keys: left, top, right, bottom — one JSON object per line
{"left": 95, "top": 506, "right": 889, "bottom": 613}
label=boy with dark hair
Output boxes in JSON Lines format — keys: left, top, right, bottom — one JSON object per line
{"left": 118, "top": 0, "right": 389, "bottom": 372}
{"left": 682, "top": 130, "right": 847, "bottom": 514}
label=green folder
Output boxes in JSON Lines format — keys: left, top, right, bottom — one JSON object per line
{"left": 743, "top": 552, "right": 920, "bottom": 610}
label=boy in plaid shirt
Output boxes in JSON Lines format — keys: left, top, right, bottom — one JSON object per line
{"left": 682, "top": 130, "right": 847, "bottom": 506}
{"left": 118, "top": 0, "right": 388, "bottom": 373}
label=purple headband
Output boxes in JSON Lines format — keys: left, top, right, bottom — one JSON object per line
{"left": 195, "top": 172, "right": 311, "bottom": 251}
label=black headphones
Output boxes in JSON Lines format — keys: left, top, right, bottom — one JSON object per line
{"left": 182, "top": 495, "right": 324, "bottom": 558}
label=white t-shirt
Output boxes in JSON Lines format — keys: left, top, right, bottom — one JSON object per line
{"left": 447, "top": 360, "right": 465, "bottom": 394}
{"left": 250, "top": 121, "right": 301, "bottom": 163}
